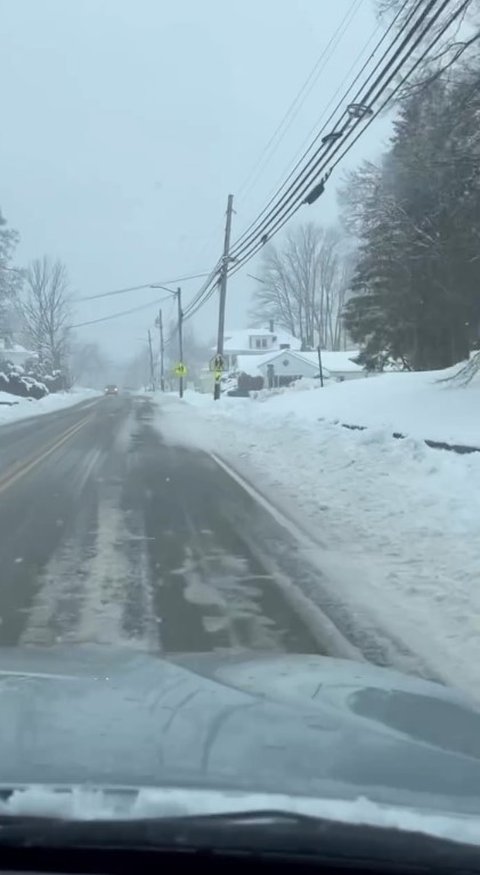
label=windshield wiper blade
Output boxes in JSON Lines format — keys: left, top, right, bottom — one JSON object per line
{"left": 0, "top": 807, "right": 478, "bottom": 870}
{"left": 0, "top": 809, "right": 318, "bottom": 846}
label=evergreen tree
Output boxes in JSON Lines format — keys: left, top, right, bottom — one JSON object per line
{"left": 340, "top": 72, "right": 480, "bottom": 370}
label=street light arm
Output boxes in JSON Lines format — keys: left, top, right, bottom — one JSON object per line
{"left": 149, "top": 283, "right": 178, "bottom": 295}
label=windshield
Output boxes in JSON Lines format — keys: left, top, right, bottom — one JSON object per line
{"left": 1, "top": 0, "right": 480, "bottom": 854}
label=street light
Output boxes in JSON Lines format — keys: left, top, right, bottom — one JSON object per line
{"left": 149, "top": 283, "right": 184, "bottom": 398}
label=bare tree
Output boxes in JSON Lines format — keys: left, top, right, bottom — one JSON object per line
{"left": 69, "top": 340, "right": 110, "bottom": 388}
{"left": 21, "top": 257, "right": 71, "bottom": 376}
{"left": 251, "top": 222, "right": 350, "bottom": 349}
{"left": 376, "top": 0, "right": 480, "bottom": 99}
{"left": 0, "top": 209, "right": 23, "bottom": 339}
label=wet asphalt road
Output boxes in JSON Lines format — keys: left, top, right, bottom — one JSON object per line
{"left": 0, "top": 395, "right": 325, "bottom": 654}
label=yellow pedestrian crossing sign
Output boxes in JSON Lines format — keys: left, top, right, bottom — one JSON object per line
{"left": 209, "top": 354, "right": 224, "bottom": 372}
{"left": 174, "top": 362, "right": 187, "bottom": 377}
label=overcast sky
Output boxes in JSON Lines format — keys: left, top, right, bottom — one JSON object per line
{"left": 0, "top": 0, "right": 392, "bottom": 363}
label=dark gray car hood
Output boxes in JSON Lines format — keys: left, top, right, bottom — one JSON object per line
{"left": 1, "top": 646, "right": 480, "bottom": 817}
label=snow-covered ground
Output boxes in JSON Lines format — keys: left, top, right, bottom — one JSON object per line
{"left": 0, "top": 388, "right": 100, "bottom": 426}
{"left": 155, "top": 366, "right": 480, "bottom": 698}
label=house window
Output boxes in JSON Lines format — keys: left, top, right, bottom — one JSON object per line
{"left": 255, "top": 339, "right": 262, "bottom": 349}
{"left": 261, "top": 338, "right": 268, "bottom": 348}
{"left": 282, "top": 358, "right": 289, "bottom": 367}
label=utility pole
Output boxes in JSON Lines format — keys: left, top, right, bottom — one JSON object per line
{"left": 177, "top": 287, "right": 184, "bottom": 399}
{"left": 147, "top": 329, "right": 156, "bottom": 391}
{"left": 214, "top": 193, "right": 234, "bottom": 401}
{"left": 157, "top": 308, "right": 165, "bottom": 392}
{"left": 317, "top": 343, "right": 324, "bottom": 388}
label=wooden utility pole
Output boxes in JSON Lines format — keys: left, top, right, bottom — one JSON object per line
{"left": 158, "top": 308, "right": 165, "bottom": 392}
{"left": 317, "top": 344, "right": 324, "bottom": 388}
{"left": 214, "top": 194, "right": 234, "bottom": 400}
{"left": 176, "top": 287, "right": 184, "bottom": 399}
{"left": 147, "top": 329, "right": 156, "bottom": 391}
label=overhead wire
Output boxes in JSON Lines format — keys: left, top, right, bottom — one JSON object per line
{"left": 181, "top": 261, "right": 222, "bottom": 319}
{"left": 228, "top": 0, "right": 434, "bottom": 262}
{"left": 235, "top": 0, "right": 365, "bottom": 206}
{"left": 187, "top": 2, "right": 365, "bottom": 271}
{"left": 70, "top": 296, "right": 172, "bottom": 328}
{"left": 237, "top": 7, "right": 392, "bottom": 231}
{"left": 175, "top": 0, "right": 464, "bottom": 325}
{"left": 329, "top": 0, "right": 471, "bottom": 172}
{"left": 228, "top": 0, "right": 464, "bottom": 278}
{"left": 179, "top": 1, "right": 405, "bottom": 325}
{"left": 229, "top": 0, "right": 469, "bottom": 278}
{"left": 73, "top": 271, "right": 211, "bottom": 302}
{"left": 180, "top": 4, "right": 411, "bottom": 324}
{"left": 227, "top": 0, "right": 457, "bottom": 274}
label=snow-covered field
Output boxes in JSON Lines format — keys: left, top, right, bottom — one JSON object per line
{"left": 156, "top": 366, "right": 480, "bottom": 697}
{"left": 0, "top": 388, "right": 100, "bottom": 426}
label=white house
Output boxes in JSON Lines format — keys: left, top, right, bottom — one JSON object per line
{"left": 235, "top": 348, "right": 364, "bottom": 386}
{"left": 199, "top": 325, "right": 301, "bottom": 392}
{"left": 212, "top": 326, "right": 301, "bottom": 371}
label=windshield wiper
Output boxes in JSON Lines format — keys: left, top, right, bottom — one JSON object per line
{"left": 0, "top": 808, "right": 479, "bottom": 870}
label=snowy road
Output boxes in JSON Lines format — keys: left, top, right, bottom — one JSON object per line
{"left": 0, "top": 394, "right": 342, "bottom": 655}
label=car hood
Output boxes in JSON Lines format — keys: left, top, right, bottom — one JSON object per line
{"left": 1, "top": 646, "right": 480, "bottom": 816}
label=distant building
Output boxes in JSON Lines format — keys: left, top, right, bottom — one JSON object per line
{"left": 235, "top": 348, "right": 364, "bottom": 389}
{"left": 0, "top": 338, "right": 36, "bottom": 368}
{"left": 213, "top": 325, "right": 301, "bottom": 371}
{"left": 199, "top": 324, "right": 301, "bottom": 392}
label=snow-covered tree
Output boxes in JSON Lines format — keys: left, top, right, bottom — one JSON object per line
{"left": 21, "top": 256, "right": 72, "bottom": 379}
{"left": 0, "top": 209, "right": 22, "bottom": 338}
{"left": 339, "top": 70, "right": 480, "bottom": 370}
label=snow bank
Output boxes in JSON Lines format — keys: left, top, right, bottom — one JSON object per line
{"left": 184, "top": 362, "right": 480, "bottom": 447}
{"left": 0, "top": 388, "right": 100, "bottom": 426}
{"left": 154, "top": 372, "right": 480, "bottom": 697}
{"left": 249, "top": 365, "right": 479, "bottom": 447}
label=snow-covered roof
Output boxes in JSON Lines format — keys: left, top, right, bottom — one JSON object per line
{"left": 213, "top": 328, "right": 301, "bottom": 353}
{"left": 0, "top": 339, "right": 35, "bottom": 364}
{"left": 0, "top": 339, "right": 30, "bottom": 354}
{"left": 234, "top": 349, "right": 362, "bottom": 377}
{"left": 235, "top": 353, "right": 273, "bottom": 376}
{"left": 263, "top": 349, "right": 362, "bottom": 374}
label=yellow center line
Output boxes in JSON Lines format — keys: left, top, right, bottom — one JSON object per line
{"left": 0, "top": 413, "right": 94, "bottom": 495}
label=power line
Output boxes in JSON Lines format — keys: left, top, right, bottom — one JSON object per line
{"left": 227, "top": 0, "right": 454, "bottom": 272}
{"left": 329, "top": 0, "right": 471, "bottom": 172}
{"left": 70, "top": 296, "right": 171, "bottom": 328}
{"left": 186, "top": 3, "right": 365, "bottom": 271}
{"left": 73, "top": 271, "right": 210, "bottom": 302}
{"left": 229, "top": 0, "right": 432, "bottom": 262}
{"left": 235, "top": 0, "right": 365, "bottom": 205}
{"left": 181, "top": 261, "right": 222, "bottom": 318}
{"left": 176, "top": 5, "right": 408, "bottom": 327}
{"left": 236, "top": 6, "right": 393, "bottom": 232}
{"left": 228, "top": 0, "right": 465, "bottom": 278}
{"left": 179, "top": 0, "right": 463, "bottom": 326}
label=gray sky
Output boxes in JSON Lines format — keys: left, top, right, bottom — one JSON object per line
{"left": 0, "top": 0, "right": 391, "bottom": 363}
